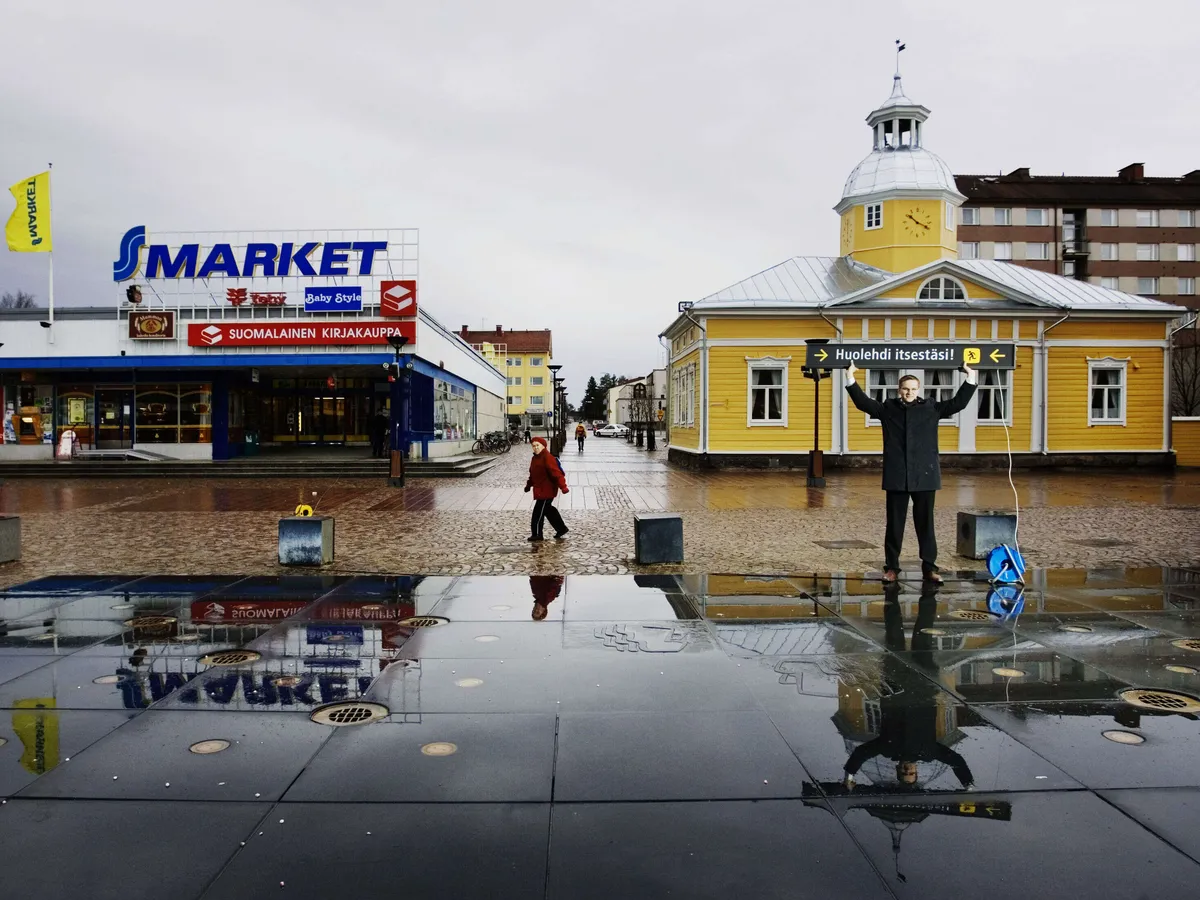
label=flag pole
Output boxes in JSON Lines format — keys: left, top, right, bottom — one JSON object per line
{"left": 47, "top": 162, "right": 54, "bottom": 344}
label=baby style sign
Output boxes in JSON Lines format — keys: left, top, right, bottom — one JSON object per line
{"left": 304, "top": 286, "right": 363, "bottom": 312}
{"left": 804, "top": 342, "right": 1016, "bottom": 370}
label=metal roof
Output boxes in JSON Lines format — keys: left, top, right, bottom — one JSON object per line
{"left": 840, "top": 148, "right": 964, "bottom": 207}
{"left": 690, "top": 257, "right": 891, "bottom": 310}
{"left": 954, "top": 260, "right": 1189, "bottom": 313}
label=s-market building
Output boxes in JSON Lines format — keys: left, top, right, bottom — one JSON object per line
{"left": 0, "top": 227, "right": 506, "bottom": 460}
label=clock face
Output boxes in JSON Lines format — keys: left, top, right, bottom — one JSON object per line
{"left": 902, "top": 205, "right": 934, "bottom": 239}
{"left": 840, "top": 215, "right": 853, "bottom": 252}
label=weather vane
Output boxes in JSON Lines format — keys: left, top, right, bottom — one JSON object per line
{"left": 895, "top": 39, "right": 906, "bottom": 78}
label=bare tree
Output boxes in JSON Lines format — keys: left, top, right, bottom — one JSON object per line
{"left": 0, "top": 291, "right": 36, "bottom": 309}
{"left": 1173, "top": 334, "right": 1200, "bottom": 416}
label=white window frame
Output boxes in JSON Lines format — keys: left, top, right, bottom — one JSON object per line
{"left": 864, "top": 203, "right": 883, "bottom": 231}
{"left": 530, "top": 395, "right": 544, "bottom": 406}
{"left": 944, "top": 201, "right": 955, "bottom": 229}
{"left": 1087, "top": 358, "right": 1128, "bottom": 426}
{"left": 1100, "top": 243, "right": 1118, "bottom": 261}
{"left": 1136, "top": 243, "right": 1160, "bottom": 261}
{"left": 1063, "top": 260, "right": 1077, "bottom": 277}
{"left": 1180, "top": 210, "right": 1197, "bottom": 227}
{"left": 994, "top": 208, "right": 1012, "bottom": 226}
{"left": 994, "top": 242, "right": 1013, "bottom": 260}
{"left": 510, "top": 358, "right": 522, "bottom": 367}
{"left": 864, "top": 369, "right": 900, "bottom": 426}
{"left": 530, "top": 376, "right": 544, "bottom": 385}
{"left": 961, "top": 207, "right": 980, "bottom": 226}
{"left": 976, "top": 368, "right": 1012, "bottom": 426}
{"left": 917, "top": 276, "right": 967, "bottom": 301}
{"left": 1136, "top": 210, "right": 1159, "bottom": 227}
{"left": 672, "top": 363, "right": 696, "bottom": 427}
{"left": 746, "top": 356, "right": 789, "bottom": 427}
{"left": 530, "top": 357, "right": 544, "bottom": 366}
{"left": 1137, "top": 276, "right": 1159, "bottom": 295}
{"left": 507, "top": 395, "right": 519, "bottom": 406}
{"left": 923, "top": 368, "right": 961, "bottom": 425}
{"left": 1027, "top": 242, "right": 1049, "bottom": 260}
{"left": 959, "top": 242, "right": 979, "bottom": 260}
{"left": 1100, "top": 209, "right": 1118, "bottom": 226}
{"left": 1178, "top": 244, "right": 1196, "bottom": 262}
{"left": 1180, "top": 277, "right": 1197, "bottom": 296}
{"left": 1101, "top": 276, "right": 1120, "bottom": 290}
{"left": 1026, "top": 208, "right": 1049, "bottom": 226}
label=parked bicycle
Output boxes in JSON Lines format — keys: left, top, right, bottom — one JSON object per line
{"left": 472, "top": 431, "right": 512, "bottom": 454}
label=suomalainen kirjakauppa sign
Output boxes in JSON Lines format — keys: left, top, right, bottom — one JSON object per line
{"left": 803, "top": 342, "right": 1016, "bottom": 369}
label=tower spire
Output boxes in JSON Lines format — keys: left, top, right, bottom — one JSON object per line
{"left": 895, "top": 39, "right": 905, "bottom": 79}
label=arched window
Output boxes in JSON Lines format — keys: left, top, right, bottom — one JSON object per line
{"left": 917, "top": 277, "right": 966, "bottom": 301}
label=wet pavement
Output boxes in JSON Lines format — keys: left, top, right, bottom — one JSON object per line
{"left": 1, "top": 438, "right": 1198, "bottom": 583}
{"left": 2, "top": 567, "right": 1200, "bottom": 898}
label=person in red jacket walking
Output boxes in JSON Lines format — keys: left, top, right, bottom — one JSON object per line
{"left": 525, "top": 436, "right": 570, "bottom": 542}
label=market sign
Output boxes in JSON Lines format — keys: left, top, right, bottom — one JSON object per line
{"left": 128, "top": 311, "right": 176, "bottom": 340}
{"left": 187, "top": 320, "right": 416, "bottom": 348}
{"left": 803, "top": 342, "right": 1016, "bottom": 370}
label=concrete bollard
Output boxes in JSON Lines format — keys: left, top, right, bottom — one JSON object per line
{"left": 956, "top": 510, "right": 1017, "bottom": 560}
{"left": 634, "top": 513, "right": 684, "bottom": 564}
{"left": 279, "top": 516, "right": 335, "bottom": 567}
{"left": 0, "top": 515, "right": 20, "bottom": 563}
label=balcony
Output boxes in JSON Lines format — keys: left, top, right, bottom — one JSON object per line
{"left": 1061, "top": 228, "right": 1089, "bottom": 256}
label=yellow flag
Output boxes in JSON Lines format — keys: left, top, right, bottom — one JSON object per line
{"left": 5, "top": 171, "right": 52, "bottom": 252}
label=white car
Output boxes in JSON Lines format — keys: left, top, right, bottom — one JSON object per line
{"left": 595, "top": 424, "right": 630, "bottom": 437}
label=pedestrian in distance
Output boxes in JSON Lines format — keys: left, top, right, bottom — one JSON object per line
{"left": 844, "top": 361, "right": 977, "bottom": 583}
{"left": 524, "top": 426, "right": 532, "bottom": 444}
{"left": 524, "top": 436, "right": 570, "bottom": 542}
{"left": 575, "top": 422, "right": 586, "bottom": 453}
{"left": 371, "top": 409, "right": 389, "bottom": 458}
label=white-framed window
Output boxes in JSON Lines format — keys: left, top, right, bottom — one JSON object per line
{"left": 1136, "top": 209, "right": 1159, "bottom": 227}
{"left": 1179, "top": 244, "right": 1196, "bottom": 261}
{"left": 865, "top": 369, "right": 900, "bottom": 425}
{"left": 1026, "top": 209, "right": 1049, "bottom": 226}
{"left": 1137, "top": 276, "right": 1160, "bottom": 295}
{"left": 509, "top": 358, "right": 522, "bottom": 367}
{"left": 507, "top": 376, "right": 522, "bottom": 386}
{"left": 976, "top": 369, "right": 1012, "bottom": 424}
{"left": 1100, "top": 243, "right": 1118, "bottom": 261}
{"left": 959, "top": 242, "right": 979, "bottom": 259}
{"left": 865, "top": 203, "right": 883, "bottom": 230}
{"left": 1100, "top": 209, "right": 1118, "bottom": 226}
{"left": 530, "top": 376, "right": 544, "bottom": 385}
{"left": 944, "top": 201, "right": 955, "bottom": 228}
{"left": 1181, "top": 210, "right": 1197, "bottom": 227}
{"left": 530, "top": 395, "right": 544, "bottom": 406}
{"left": 1027, "top": 242, "right": 1049, "bottom": 260}
{"left": 917, "top": 277, "right": 967, "bottom": 301}
{"left": 672, "top": 363, "right": 696, "bottom": 427}
{"left": 508, "top": 395, "right": 520, "bottom": 406}
{"left": 994, "top": 208, "right": 1012, "bottom": 226}
{"left": 923, "top": 368, "right": 958, "bottom": 407}
{"left": 1088, "top": 359, "right": 1127, "bottom": 425}
{"left": 1063, "top": 260, "right": 1076, "bottom": 277}
{"left": 747, "top": 357, "right": 789, "bottom": 426}
{"left": 962, "top": 207, "right": 980, "bottom": 226}
{"left": 1179, "top": 277, "right": 1196, "bottom": 295}
{"left": 994, "top": 242, "right": 1013, "bottom": 260}
{"left": 1100, "top": 276, "right": 1120, "bottom": 291}
{"left": 530, "top": 357, "right": 544, "bottom": 366}
{"left": 1136, "top": 243, "right": 1160, "bottom": 261}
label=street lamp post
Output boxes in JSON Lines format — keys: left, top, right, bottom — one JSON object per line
{"left": 386, "top": 334, "right": 409, "bottom": 487}
{"left": 801, "top": 337, "right": 833, "bottom": 488}
{"left": 547, "top": 364, "right": 562, "bottom": 454}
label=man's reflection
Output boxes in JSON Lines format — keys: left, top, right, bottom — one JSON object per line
{"left": 843, "top": 583, "right": 974, "bottom": 791}
{"left": 529, "top": 575, "right": 564, "bottom": 621}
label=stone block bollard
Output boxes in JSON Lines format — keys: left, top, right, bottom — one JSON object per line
{"left": 279, "top": 516, "right": 335, "bottom": 567}
{"left": 0, "top": 515, "right": 20, "bottom": 563}
{"left": 956, "top": 510, "right": 1017, "bottom": 560}
{"left": 634, "top": 513, "right": 684, "bottom": 565}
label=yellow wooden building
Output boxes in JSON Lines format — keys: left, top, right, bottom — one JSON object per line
{"left": 662, "top": 76, "right": 1188, "bottom": 469}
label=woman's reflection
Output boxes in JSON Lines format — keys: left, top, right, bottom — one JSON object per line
{"left": 843, "top": 583, "right": 974, "bottom": 792}
{"left": 529, "top": 575, "right": 564, "bottom": 621}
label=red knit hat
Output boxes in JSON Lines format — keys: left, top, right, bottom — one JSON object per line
{"left": 531, "top": 436, "right": 548, "bottom": 449}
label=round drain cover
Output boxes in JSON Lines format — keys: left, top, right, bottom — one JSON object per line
{"left": 310, "top": 701, "right": 390, "bottom": 727}
{"left": 124, "top": 616, "right": 177, "bottom": 628}
{"left": 421, "top": 741, "right": 458, "bottom": 757}
{"left": 199, "top": 649, "right": 262, "bottom": 667}
{"left": 397, "top": 616, "right": 449, "bottom": 628}
{"left": 189, "top": 739, "right": 231, "bottom": 754}
{"left": 992, "top": 667, "right": 1027, "bottom": 678}
{"left": 1102, "top": 730, "right": 1146, "bottom": 745}
{"left": 1165, "top": 664, "right": 1199, "bottom": 675}
{"left": 920, "top": 628, "right": 949, "bottom": 636}
{"left": 455, "top": 678, "right": 484, "bottom": 688}
{"left": 1119, "top": 688, "right": 1200, "bottom": 713}
{"left": 93, "top": 675, "right": 121, "bottom": 685}
{"left": 1059, "top": 624, "right": 1094, "bottom": 633}
{"left": 1170, "top": 639, "right": 1200, "bottom": 653}
{"left": 951, "top": 610, "right": 1000, "bottom": 621}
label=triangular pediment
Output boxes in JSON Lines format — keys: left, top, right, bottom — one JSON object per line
{"left": 825, "top": 259, "right": 1058, "bottom": 310}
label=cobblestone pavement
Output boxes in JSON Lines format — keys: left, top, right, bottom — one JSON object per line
{"left": 1, "top": 437, "right": 1198, "bottom": 585}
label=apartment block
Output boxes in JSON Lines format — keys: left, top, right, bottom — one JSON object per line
{"left": 458, "top": 325, "right": 554, "bottom": 427}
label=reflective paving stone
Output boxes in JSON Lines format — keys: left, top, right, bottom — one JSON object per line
{"left": 1114, "top": 609, "right": 1200, "bottom": 638}
{"left": 915, "top": 649, "right": 1132, "bottom": 704}
{"left": 433, "top": 583, "right": 566, "bottom": 622}
{"left": 1012, "top": 611, "right": 1162, "bottom": 652}
{"left": 1100, "top": 788, "right": 1200, "bottom": 864}
{"left": 737, "top": 653, "right": 1080, "bottom": 795}
{"left": 713, "top": 620, "right": 880, "bottom": 657}
{"left": 157, "top": 659, "right": 385, "bottom": 714}
{"left": 0, "top": 710, "right": 132, "bottom": 796}
{"left": 0, "top": 799, "right": 271, "bottom": 900}
{"left": 554, "top": 711, "right": 811, "bottom": 801}
{"left": 20, "top": 710, "right": 332, "bottom": 801}
{"left": 829, "top": 790, "right": 1200, "bottom": 898}
{"left": 284, "top": 713, "right": 557, "bottom": 802}
{"left": 975, "top": 701, "right": 1200, "bottom": 789}
{"left": 119, "top": 575, "right": 250, "bottom": 595}
{"left": 6, "top": 594, "right": 189, "bottom": 624}
{"left": 395, "top": 621, "right": 566, "bottom": 660}
{"left": 1060, "top": 635, "right": 1200, "bottom": 691}
{"left": 0, "top": 654, "right": 56, "bottom": 687}
{"left": 0, "top": 649, "right": 206, "bottom": 711}
{"left": 0, "top": 576, "right": 141, "bottom": 595}
{"left": 563, "top": 575, "right": 697, "bottom": 621}
{"left": 547, "top": 801, "right": 891, "bottom": 900}
{"left": 206, "top": 575, "right": 348, "bottom": 601}
{"left": 1051, "top": 586, "right": 1198, "bottom": 614}
{"left": 202, "top": 803, "right": 549, "bottom": 900}
{"left": 0, "top": 623, "right": 120, "bottom": 655}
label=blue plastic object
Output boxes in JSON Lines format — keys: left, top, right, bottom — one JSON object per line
{"left": 986, "top": 543, "right": 1026, "bottom": 584}
{"left": 987, "top": 584, "right": 1026, "bottom": 620}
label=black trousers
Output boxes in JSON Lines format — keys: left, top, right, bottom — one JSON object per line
{"left": 577, "top": 438, "right": 585, "bottom": 452}
{"left": 531, "top": 498, "right": 567, "bottom": 539}
{"left": 884, "top": 490, "right": 937, "bottom": 574}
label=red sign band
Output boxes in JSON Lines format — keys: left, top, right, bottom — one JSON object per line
{"left": 187, "top": 320, "right": 416, "bottom": 348}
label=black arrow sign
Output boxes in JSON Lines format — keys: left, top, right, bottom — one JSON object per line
{"left": 804, "top": 342, "right": 1015, "bottom": 370}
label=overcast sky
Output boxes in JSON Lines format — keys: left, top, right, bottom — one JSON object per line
{"left": 2, "top": 0, "right": 1198, "bottom": 396}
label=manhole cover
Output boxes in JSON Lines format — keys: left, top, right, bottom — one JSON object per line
{"left": 992, "top": 667, "right": 1027, "bottom": 677}
{"left": 124, "top": 616, "right": 177, "bottom": 628}
{"left": 950, "top": 610, "right": 999, "bottom": 621}
{"left": 1102, "top": 730, "right": 1146, "bottom": 745}
{"left": 920, "top": 627, "right": 949, "bottom": 636}
{"left": 421, "top": 741, "right": 458, "bottom": 757}
{"left": 396, "top": 616, "right": 449, "bottom": 628}
{"left": 1119, "top": 688, "right": 1200, "bottom": 713}
{"left": 189, "top": 739, "right": 231, "bottom": 754}
{"left": 198, "top": 649, "right": 262, "bottom": 666}
{"left": 815, "top": 539, "right": 876, "bottom": 550}
{"left": 1170, "top": 639, "right": 1200, "bottom": 653}
{"left": 310, "top": 701, "right": 390, "bottom": 727}
{"left": 1059, "top": 624, "right": 1094, "bottom": 633}
{"left": 1166, "top": 664, "right": 1199, "bottom": 675}
{"left": 93, "top": 675, "right": 121, "bottom": 685}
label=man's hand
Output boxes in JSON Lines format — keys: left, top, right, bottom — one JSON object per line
{"left": 846, "top": 362, "right": 858, "bottom": 384}
{"left": 962, "top": 363, "right": 977, "bottom": 384}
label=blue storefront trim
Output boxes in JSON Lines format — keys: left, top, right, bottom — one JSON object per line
{"left": 0, "top": 353, "right": 396, "bottom": 370}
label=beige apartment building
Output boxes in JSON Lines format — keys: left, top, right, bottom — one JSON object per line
{"left": 955, "top": 163, "right": 1200, "bottom": 310}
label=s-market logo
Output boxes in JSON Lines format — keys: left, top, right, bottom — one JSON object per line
{"left": 113, "top": 225, "right": 146, "bottom": 281}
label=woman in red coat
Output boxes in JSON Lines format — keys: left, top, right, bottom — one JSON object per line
{"left": 525, "top": 436, "right": 570, "bottom": 541}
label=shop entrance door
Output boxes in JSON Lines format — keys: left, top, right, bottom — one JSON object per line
{"left": 96, "top": 389, "right": 135, "bottom": 449}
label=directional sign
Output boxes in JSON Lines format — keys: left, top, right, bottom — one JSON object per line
{"left": 804, "top": 343, "right": 1015, "bottom": 370}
